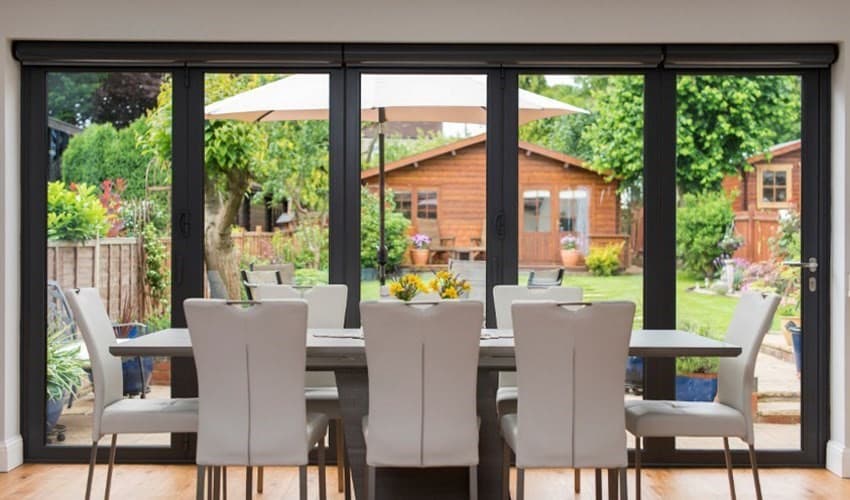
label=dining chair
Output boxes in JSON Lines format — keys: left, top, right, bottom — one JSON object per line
{"left": 185, "top": 298, "right": 329, "bottom": 500}
{"left": 360, "top": 300, "right": 483, "bottom": 500}
{"left": 66, "top": 288, "right": 198, "bottom": 500}
{"left": 246, "top": 284, "right": 350, "bottom": 495}
{"left": 502, "top": 300, "right": 635, "bottom": 500}
{"left": 241, "top": 269, "right": 282, "bottom": 299}
{"left": 625, "top": 291, "right": 780, "bottom": 500}
{"left": 251, "top": 262, "right": 296, "bottom": 284}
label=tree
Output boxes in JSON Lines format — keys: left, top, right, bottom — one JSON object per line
{"left": 676, "top": 191, "right": 736, "bottom": 279}
{"left": 48, "top": 73, "right": 106, "bottom": 127}
{"left": 47, "top": 72, "right": 163, "bottom": 128}
{"left": 581, "top": 75, "right": 800, "bottom": 194}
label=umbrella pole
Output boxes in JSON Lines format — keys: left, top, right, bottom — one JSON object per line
{"left": 378, "top": 108, "right": 387, "bottom": 286}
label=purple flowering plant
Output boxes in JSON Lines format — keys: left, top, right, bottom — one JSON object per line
{"left": 410, "top": 233, "right": 432, "bottom": 249}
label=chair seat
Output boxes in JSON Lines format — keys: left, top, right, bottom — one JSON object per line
{"left": 306, "top": 387, "right": 341, "bottom": 419}
{"left": 625, "top": 399, "right": 747, "bottom": 438}
{"left": 101, "top": 398, "right": 198, "bottom": 435}
{"left": 496, "top": 387, "right": 517, "bottom": 415}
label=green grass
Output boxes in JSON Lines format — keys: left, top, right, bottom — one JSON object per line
{"left": 360, "top": 270, "right": 779, "bottom": 337}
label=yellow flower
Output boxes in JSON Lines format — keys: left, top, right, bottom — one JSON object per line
{"left": 442, "top": 287, "right": 459, "bottom": 299}
{"left": 462, "top": 281, "right": 471, "bottom": 290}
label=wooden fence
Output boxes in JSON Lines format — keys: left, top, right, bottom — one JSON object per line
{"left": 47, "top": 238, "right": 143, "bottom": 320}
{"left": 732, "top": 211, "right": 780, "bottom": 262}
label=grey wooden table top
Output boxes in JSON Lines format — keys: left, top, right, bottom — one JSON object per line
{"left": 109, "top": 327, "right": 741, "bottom": 368}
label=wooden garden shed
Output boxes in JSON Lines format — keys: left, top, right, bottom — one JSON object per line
{"left": 361, "top": 134, "right": 625, "bottom": 267}
{"left": 722, "top": 139, "right": 801, "bottom": 262}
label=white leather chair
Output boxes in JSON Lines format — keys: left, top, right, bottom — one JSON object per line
{"left": 249, "top": 284, "right": 349, "bottom": 494}
{"left": 502, "top": 300, "right": 635, "bottom": 500}
{"left": 66, "top": 288, "right": 198, "bottom": 500}
{"left": 625, "top": 292, "right": 780, "bottom": 500}
{"left": 360, "top": 300, "right": 483, "bottom": 500}
{"left": 185, "top": 298, "right": 329, "bottom": 500}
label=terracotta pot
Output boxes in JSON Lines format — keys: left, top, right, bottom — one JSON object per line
{"left": 411, "top": 248, "right": 430, "bottom": 266}
{"left": 560, "top": 248, "right": 582, "bottom": 267}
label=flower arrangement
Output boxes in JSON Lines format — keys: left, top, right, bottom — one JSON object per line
{"left": 410, "top": 233, "right": 432, "bottom": 250}
{"left": 560, "top": 235, "right": 579, "bottom": 250}
{"left": 428, "top": 270, "right": 471, "bottom": 300}
{"left": 388, "top": 274, "right": 428, "bottom": 301}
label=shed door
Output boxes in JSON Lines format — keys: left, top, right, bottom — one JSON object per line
{"left": 519, "top": 188, "right": 558, "bottom": 265}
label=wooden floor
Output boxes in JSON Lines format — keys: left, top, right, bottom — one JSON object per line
{"left": 1, "top": 464, "right": 848, "bottom": 499}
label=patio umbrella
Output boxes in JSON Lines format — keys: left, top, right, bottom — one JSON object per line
{"left": 205, "top": 73, "right": 588, "bottom": 284}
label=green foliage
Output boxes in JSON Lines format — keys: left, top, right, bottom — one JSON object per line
{"left": 46, "top": 320, "right": 86, "bottom": 401}
{"left": 294, "top": 268, "right": 329, "bottom": 286}
{"left": 676, "top": 191, "right": 736, "bottom": 279}
{"left": 47, "top": 181, "right": 109, "bottom": 241}
{"left": 141, "top": 223, "right": 169, "bottom": 313}
{"left": 360, "top": 187, "right": 411, "bottom": 269}
{"left": 271, "top": 218, "right": 329, "bottom": 270}
{"left": 676, "top": 320, "right": 721, "bottom": 374}
{"left": 145, "top": 308, "right": 171, "bottom": 333}
{"left": 47, "top": 73, "right": 106, "bottom": 127}
{"left": 585, "top": 242, "right": 624, "bottom": 276}
{"left": 581, "top": 75, "right": 800, "bottom": 194}
{"left": 263, "top": 121, "right": 330, "bottom": 213}
{"left": 769, "top": 210, "right": 801, "bottom": 262}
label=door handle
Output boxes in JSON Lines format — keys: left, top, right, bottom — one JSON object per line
{"left": 782, "top": 257, "right": 818, "bottom": 273}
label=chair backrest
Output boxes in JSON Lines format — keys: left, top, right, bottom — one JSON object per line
{"left": 492, "top": 285, "right": 583, "bottom": 329}
{"left": 251, "top": 263, "right": 295, "bottom": 284}
{"left": 251, "top": 284, "right": 348, "bottom": 329}
{"left": 526, "top": 268, "right": 565, "bottom": 288}
{"left": 717, "top": 291, "right": 780, "bottom": 444}
{"left": 511, "top": 300, "right": 635, "bottom": 468}
{"left": 185, "top": 299, "right": 310, "bottom": 466}
{"left": 360, "top": 300, "right": 482, "bottom": 467}
{"left": 449, "top": 259, "right": 486, "bottom": 304}
{"left": 206, "top": 270, "right": 230, "bottom": 299}
{"left": 242, "top": 270, "right": 282, "bottom": 299}
{"left": 65, "top": 288, "right": 123, "bottom": 441}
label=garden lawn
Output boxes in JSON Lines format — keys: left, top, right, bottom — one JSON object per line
{"left": 361, "top": 270, "right": 779, "bottom": 336}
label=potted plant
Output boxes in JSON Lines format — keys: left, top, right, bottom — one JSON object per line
{"left": 46, "top": 320, "right": 86, "bottom": 438}
{"left": 388, "top": 274, "right": 428, "bottom": 302}
{"left": 428, "top": 270, "right": 471, "bottom": 300}
{"left": 675, "top": 322, "right": 719, "bottom": 401}
{"left": 409, "top": 234, "right": 432, "bottom": 267}
{"left": 559, "top": 235, "right": 583, "bottom": 267}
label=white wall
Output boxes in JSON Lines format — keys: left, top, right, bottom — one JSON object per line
{"left": 1, "top": 0, "right": 849, "bottom": 474}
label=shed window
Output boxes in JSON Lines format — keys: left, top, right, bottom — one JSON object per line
{"left": 757, "top": 164, "right": 793, "bottom": 208}
{"left": 394, "top": 191, "right": 412, "bottom": 219}
{"left": 523, "top": 190, "right": 551, "bottom": 232}
{"left": 417, "top": 190, "right": 438, "bottom": 220}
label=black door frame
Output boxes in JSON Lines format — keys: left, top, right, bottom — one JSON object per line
{"left": 17, "top": 43, "right": 835, "bottom": 466}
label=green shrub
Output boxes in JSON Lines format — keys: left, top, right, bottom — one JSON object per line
{"left": 360, "top": 187, "right": 411, "bottom": 270}
{"left": 585, "top": 242, "right": 623, "bottom": 276}
{"left": 271, "top": 218, "right": 329, "bottom": 270}
{"left": 676, "top": 191, "right": 736, "bottom": 279}
{"left": 769, "top": 210, "right": 801, "bottom": 262}
{"left": 47, "top": 181, "right": 109, "bottom": 241}
{"left": 676, "top": 320, "right": 721, "bottom": 374}
{"left": 61, "top": 119, "right": 168, "bottom": 201}
{"left": 141, "top": 223, "right": 169, "bottom": 314}
{"left": 295, "top": 268, "right": 329, "bottom": 286}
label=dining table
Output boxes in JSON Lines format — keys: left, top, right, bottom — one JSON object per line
{"left": 111, "top": 328, "right": 741, "bottom": 500}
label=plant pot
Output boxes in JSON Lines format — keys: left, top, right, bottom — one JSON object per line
{"left": 410, "top": 248, "right": 430, "bottom": 267}
{"left": 780, "top": 315, "right": 801, "bottom": 347}
{"left": 675, "top": 373, "right": 718, "bottom": 402}
{"left": 122, "top": 356, "right": 154, "bottom": 396}
{"left": 787, "top": 322, "right": 803, "bottom": 374}
{"left": 46, "top": 392, "right": 70, "bottom": 435}
{"left": 560, "top": 248, "right": 582, "bottom": 267}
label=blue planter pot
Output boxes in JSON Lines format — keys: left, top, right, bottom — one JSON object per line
{"left": 626, "top": 356, "right": 644, "bottom": 390}
{"left": 675, "top": 375, "right": 718, "bottom": 402}
{"left": 119, "top": 325, "right": 153, "bottom": 396}
{"left": 46, "top": 394, "right": 68, "bottom": 434}
{"left": 791, "top": 332, "right": 803, "bottom": 373}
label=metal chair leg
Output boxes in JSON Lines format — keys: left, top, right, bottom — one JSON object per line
{"left": 634, "top": 437, "right": 642, "bottom": 500}
{"left": 501, "top": 442, "right": 511, "bottom": 500}
{"left": 86, "top": 440, "right": 98, "bottom": 500}
{"left": 595, "top": 469, "right": 603, "bottom": 500}
{"left": 575, "top": 469, "right": 581, "bottom": 493}
{"left": 299, "top": 465, "right": 308, "bottom": 500}
{"left": 222, "top": 467, "right": 227, "bottom": 500}
{"left": 469, "top": 465, "right": 478, "bottom": 500}
{"left": 335, "top": 420, "right": 345, "bottom": 493}
{"left": 257, "top": 467, "right": 264, "bottom": 493}
{"left": 367, "top": 465, "right": 376, "bottom": 500}
{"left": 196, "top": 466, "right": 205, "bottom": 500}
{"left": 723, "top": 437, "right": 737, "bottom": 500}
{"left": 619, "top": 468, "right": 628, "bottom": 500}
{"left": 608, "top": 468, "right": 619, "bottom": 500}
{"left": 245, "top": 467, "right": 253, "bottom": 500}
{"left": 516, "top": 468, "right": 525, "bottom": 500}
{"left": 105, "top": 434, "right": 118, "bottom": 499}
{"left": 318, "top": 440, "right": 327, "bottom": 500}
{"left": 213, "top": 467, "right": 220, "bottom": 500}
{"left": 748, "top": 444, "right": 763, "bottom": 500}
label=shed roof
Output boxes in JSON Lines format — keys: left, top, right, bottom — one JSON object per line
{"left": 747, "top": 139, "right": 801, "bottom": 164}
{"left": 360, "top": 134, "right": 600, "bottom": 181}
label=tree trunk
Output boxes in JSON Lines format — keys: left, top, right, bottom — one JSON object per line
{"left": 204, "top": 172, "right": 250, "bottom": 299}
